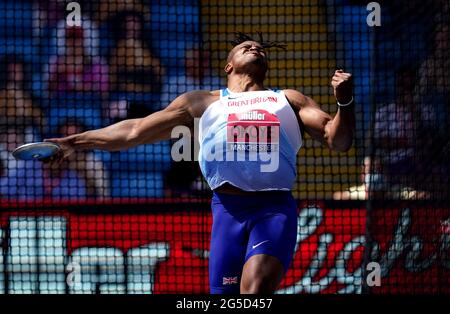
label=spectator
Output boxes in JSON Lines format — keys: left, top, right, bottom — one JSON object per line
{"left": 89, "top": 0, "right": 151, "bottom": 24}
{"left": 414, "top": 22, "right": 450, "bottom": 198}
{"left": 32, "top": 0, "right": 65, "bottom": 44}
{"left": 0, "top": 55, "right": 46, "bottom": 132}
{"left": 161, "top": 47, "right": 223, "bottom": 104}
{"left": 47, "top": 25, "right": 109, "bottom": 95}
{"left": 373, "top": 67, "right": 434, "bottom": 200}
{"left": 162, "top": 47, "right": 222, "bottom": 197}
{"left": 333, "top": 156, "right": 385, "bottom": 200}
{"left": 103, "top": 98, "right": 129, "bottom": 125}
{"left": 332, "top": 155, "right": 430, "bottom": 200}
{"left": 43, "top": 119, "right": 110, "bottom": 199}
{"left": 416, "top": 23, "right": 450, "bottom": 97}
{"left": 52, "top": 15, "right": 101, "bottom": 59}
{"left": 373, "top": 67, "right": 418, "bottom": 190}
{"left": 108, "top": 10, "right": 165, "bottom": 94}
{"left": 0, "top": 119, "right": 44, "bottom": 200}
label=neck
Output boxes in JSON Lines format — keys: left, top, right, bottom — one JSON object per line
{"left": 227, "top": 73, "right": 265, "bottom": 92}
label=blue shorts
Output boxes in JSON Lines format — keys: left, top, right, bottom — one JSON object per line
{"left": 209, "top": 191, "right": 298, "bottom": 294}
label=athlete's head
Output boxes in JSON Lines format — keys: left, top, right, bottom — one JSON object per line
{"left": 224, "top": 32, "right": 286, "bottom": 79}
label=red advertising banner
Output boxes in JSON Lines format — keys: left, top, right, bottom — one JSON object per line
{"left": 0, "top": 201, "right": 448, "bottom": 294}
{"left": 368, "top": 204, "right": 449, "bottom": 294}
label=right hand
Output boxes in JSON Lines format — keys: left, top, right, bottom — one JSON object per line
{"left": 41, "top": 136, "right": 76, "bottom": 166}
{"left": 332, "top": 69, "right": 353, "bottom": 104}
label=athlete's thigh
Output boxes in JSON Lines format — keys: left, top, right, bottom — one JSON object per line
{"left": 241, "top": 253, "right": 284, "bottom": 293}
{"left": 244, "top": 197, "right": 298, "bottom": 273}
{"left": 209, "top": 195, "right": 248, "bottom": 294}
{"left": 241, "top": 219, "right": 296, "bottom": 291}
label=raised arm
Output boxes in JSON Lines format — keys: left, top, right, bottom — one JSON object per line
{"left": 284, "top": 70, "right": 355, "bottom": 152}
{"left": 44, "top": 90, "right": 210, "bottom": 163}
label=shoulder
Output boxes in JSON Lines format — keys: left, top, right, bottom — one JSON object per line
{"left": 282, "top": 89, "right": 311, "bottom": 110}
{"left": 180, "top": 89, "right": 220, "bottom": 101}
{"left": 168, "top": 90, "right": 221, "bottom": 118}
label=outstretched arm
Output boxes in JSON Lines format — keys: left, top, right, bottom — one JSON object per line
{"left": 285, "top": 70, "right": 355, "bottom": 152}
{"left": 44, "top": 91, "right": 209, "bottom": 163}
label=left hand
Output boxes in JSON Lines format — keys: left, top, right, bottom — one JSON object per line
{"left": 332, "top": 70, "right": 353, "bottom": 104}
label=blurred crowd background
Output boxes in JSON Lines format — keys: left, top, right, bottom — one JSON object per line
{"left": 0, "top": 0, "right": 448, "bottom": 201}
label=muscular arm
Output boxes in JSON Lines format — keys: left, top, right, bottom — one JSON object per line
{"left": 284, "top": 89, "right": 355, "bottom": 152}
{"left": 44, "top": 91, "right": 210, "bottom": 161}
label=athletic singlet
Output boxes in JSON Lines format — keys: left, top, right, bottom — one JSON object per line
{"left": 198, "top": 89, "right": 302, "bottom": 191}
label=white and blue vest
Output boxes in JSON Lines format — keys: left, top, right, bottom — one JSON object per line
{"left": 198, "top": 88, "right": 302, "bottom": 191}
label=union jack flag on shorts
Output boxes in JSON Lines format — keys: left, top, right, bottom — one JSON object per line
{"left": 223, "top": 276, "right": 238, "bottom": 285}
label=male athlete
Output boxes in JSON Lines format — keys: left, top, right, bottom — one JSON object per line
{"left": 45, "top": 33, "right": 355, "bottom": 294}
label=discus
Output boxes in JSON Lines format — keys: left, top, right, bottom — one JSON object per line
{"left": 12, "top": 142, "right": 61, "bottom": 161}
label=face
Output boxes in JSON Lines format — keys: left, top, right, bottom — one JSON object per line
{"left": 225, "top": 41, "right": 268, "bottom": 75}
{"left": 186, "top": 49, "right": 210, "bottom": 77}
{"left": 0, "top": 129, "right": 25, "bottom": 152}
{"left": 395, "top": 69, "right": 415, "bottom": 104}
{"left": 435, "top": 25, "right": 450, "bottom": 52}
{"left": 59, "top": 123, "right": 83, "bottom": 136}
{"left": 7, "top": 62, "right": 24, "bottom": 83}
{"left": 124, "top": 16, "right": 142, "bottom": 38}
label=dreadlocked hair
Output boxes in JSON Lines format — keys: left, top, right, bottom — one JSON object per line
{"left": 229, "top": 31, "right": 287, "bottom": 50}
